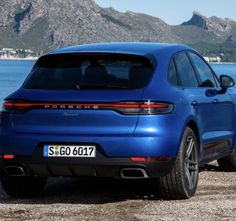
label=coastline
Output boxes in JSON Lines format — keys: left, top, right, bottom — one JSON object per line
{"left": 0, "top": 57, "right": 38, "bottom": 61}
{"left": 209, "top": 62, "right": 236, "bottom": 65}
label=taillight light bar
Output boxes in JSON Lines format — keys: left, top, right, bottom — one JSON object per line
{"left": 2, "top": 100, "right": 173, "bottom": 115}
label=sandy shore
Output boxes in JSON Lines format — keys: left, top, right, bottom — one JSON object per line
{"left": 0, "top": 163, "right": 235, "bottom": 221}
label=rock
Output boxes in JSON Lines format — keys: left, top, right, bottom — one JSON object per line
{"left": 182, "top": 11, "right": 235, "bottom": 35}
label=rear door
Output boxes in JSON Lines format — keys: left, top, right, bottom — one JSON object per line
{"left": 173, "top": 51, "right": 234, "bottom": 159}
{"left": 188, "top": 52, "right": 234, "bottom": 156}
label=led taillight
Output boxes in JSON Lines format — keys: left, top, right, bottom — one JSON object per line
{"left": 3, "top": 101, "right": 33, "bottom": 113}
{"left": 2, "top": 100, "right": 173, "bottom": 115}
{"left": 114, "top": 101, "right": 173, "bottom": 115}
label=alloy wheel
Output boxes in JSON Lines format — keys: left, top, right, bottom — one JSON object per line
{"left": 185, "top": 136, "right": 198, "bottom": 189}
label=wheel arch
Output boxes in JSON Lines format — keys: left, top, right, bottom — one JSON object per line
{"left": 187, "top": 120, "right": 200, "bottom": 145}
{"left": 185, "top": 120, "right": 202, "bottom": 158}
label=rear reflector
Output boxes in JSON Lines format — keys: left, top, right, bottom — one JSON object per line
{"left": 3, "top": 155, "right": 14, "bottom": 159}
{"left": 3, "top": 100, "right": 173, "bottom": 115}
{"left": 130, "top": 157, "right": 171, "bottom": 162}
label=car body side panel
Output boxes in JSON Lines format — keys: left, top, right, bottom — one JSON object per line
{"left": 142, "top": 52, "right": 235, "bottom": 161}
{"left": 182, "top": 88, "right": 234, "bottom": 143}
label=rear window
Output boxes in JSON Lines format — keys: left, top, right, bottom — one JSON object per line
{"left": 23, "top": 54, "right": 154, "bottom": 90}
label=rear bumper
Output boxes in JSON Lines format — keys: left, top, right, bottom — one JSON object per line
{"left": 0, "top": 130, "right": 180, "bottom": 157}
{"left": 0, "top": 130, "right": 178, "bottom": 178}
{"left": 0, "top": 155, "right": 176, "bottom": 178}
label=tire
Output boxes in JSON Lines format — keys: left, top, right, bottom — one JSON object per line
{"left": 217, "top": 150, "right": 236, "bottom": 172}
{"left": 1, "top": 174, "right": 47, "bottom": 198}
{"left": 159, "top": 127, "right": 199, "bottom": 200}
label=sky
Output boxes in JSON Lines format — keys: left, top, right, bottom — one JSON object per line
{"left": 94, "top": 0, "right": 236, "bottom": 25}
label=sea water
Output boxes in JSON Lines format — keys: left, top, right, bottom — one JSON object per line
{"left": 0, "top": 60, "right": 35, "bottom": 104}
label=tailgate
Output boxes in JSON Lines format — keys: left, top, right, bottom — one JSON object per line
{"left": 10, "top": 89, "right": 143, "bottom": 135}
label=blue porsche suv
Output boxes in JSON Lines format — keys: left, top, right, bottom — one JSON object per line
{"left": 0, "top": 43, "right": 236, "bottom": 199}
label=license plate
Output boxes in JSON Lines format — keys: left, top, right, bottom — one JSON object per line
{"left": 43, "top": 145, "right": 96, "bottom": 158}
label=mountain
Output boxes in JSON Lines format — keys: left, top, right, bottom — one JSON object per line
{"left": 182, "top": 11, "right": 234, "bottom": 34}
{"left": 177, "top": 11, "right": 236, "bottom": 61}
{"left": 0, "top": 0, "right": 236, "bottom": 61}
{"left": 0, "top": 0, "right": 178, "bottom": 52}
{"left": 180, "top": 11, "right": 236, "bottom": 42}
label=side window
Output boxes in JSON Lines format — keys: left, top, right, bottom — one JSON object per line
{"left": 168, "top": 58, "right": 178, "bottom": 86}
{"left": 174, "top": 52, "right": 198, "bottom": 87}
{"left": 189, "top": 53, "right": 216, "bottom": 88}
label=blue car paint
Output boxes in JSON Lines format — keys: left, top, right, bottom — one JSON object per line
{"left": 0, "top": 43, "right": 235, "bottom": 163}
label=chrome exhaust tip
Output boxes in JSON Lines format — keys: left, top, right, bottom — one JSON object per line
{"left": 120, "top": 168, "right": 149, "bottom": 179}
{"left": 5, "top": 166, "right": 25, "bottom": 176}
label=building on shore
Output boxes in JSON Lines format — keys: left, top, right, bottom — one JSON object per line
{"left": 0, "top": 48, "right": 38, "bottom": 60}
{"left": 203, "top": 56, "right": 221, "bottom": 63}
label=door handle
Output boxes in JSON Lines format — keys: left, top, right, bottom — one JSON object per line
{"left": 212, "top": 99, "right": 219, "bottom": 104}
{"left": 191, "top": 100, "right": 198, "bottom": 107}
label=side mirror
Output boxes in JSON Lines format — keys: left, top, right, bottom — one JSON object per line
{"left": 219, "top": 75, "right": 235, "bottom": 93}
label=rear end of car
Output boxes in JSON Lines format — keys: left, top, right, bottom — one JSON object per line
{"left": 0, "top": 51, "right": 179, "bottom": 194}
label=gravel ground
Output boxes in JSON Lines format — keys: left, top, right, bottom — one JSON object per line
{"left": 0, "top": 164, "right": 235, "bottom": 221}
